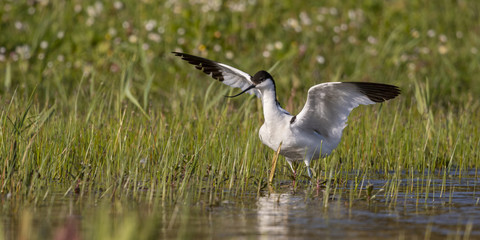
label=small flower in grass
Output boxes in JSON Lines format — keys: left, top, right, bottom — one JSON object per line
{"left": 471, "top": 47, "right": 478, "bottom": 55}
{"left": 334, "top": 26, "right": 341, "bottom": 33}
{"left": 177, "top": 37, "right": 185, "bottom": 45}
{"left": 438, "top": 45, "right": 448, "bottom": 55}
{"left": 286, "top": 18, "right": 302, "bottom": 32}
{"left": 367, "top": 36, "right": 377, "bottom": 45}
{"left": 262, "top": 50, "right": 271, "bottom": 58}
{"left": 299, "top": 12, "right": 311, "bottom": 25}
{"left": 110, "top": 63, "right": 120, "bottom": 73}
{"left": 74, "top": 4, "right": 82, "bottom": 13}
{"left": 317, "top": 14, "right": 325, "bottom": 22}
{"left": 228, "top": 2, "right": 246, "bottom": 12}
{"left": 10, "top": 52, "right": 19, "bottom": 62}
{"left": 266, "top": 43, "right": 274, "bottom": 51}
{"left": 411, "top": 29, "right": 419, "bottom": 38}
{"left": 213, "top": 44, "right": 221, "bottom": 52}
{"left": 332, "top": 35, "right": 340, "bottom": 44}
{"left": 108, "top": 27, "right": 117, "bottom": 37}
{"left": 57, "top": 31, "right": 65, "bottom": 39}
{"left": 114, "top": 37, "right": 122, "bottom": 45}
{"left": 145, "top": 20, "right": 157, "bottom": 32}
{"left": 225, "top": 51, "right": 234, "bottom": 60}
{"left": 198, "top": 44, "right": 206, "bottom": 52}
{"left": 157, "top": 26, "right": 165, "bottom": 34}
{"left": 408, "top": 62, "right": 416, "bottom": 71}
{"left": 94, "top": 2, "right": 104, "bottom": 14}
{"left": 316, "top": 55, "right": 325, "bottom": 64}
{"left": 177, "top": 28, "right": 186, "bottom": 35}
{"left": 3, "top": 4, "right": 12, "bottom": 12}
{"left": 298, "top": 44, "right": 307, "bottom": 54}
{"left": 427, "top": 29, "right": 435, "bottom": 38}
{"left": 319, "top": 7, "right": 328, "bottom": 15}
{"left": 329, "top": 7, "right": 338, "bottom": 16}
{"left": 419, "top": 47, "right": 430, "bottom": 55}
{"left": 274, "top": 41, "right": 283, "bottom": 50}
{"left": 14, "top": 21, "right": 23, "bottom": 30}
{"left": 456, "top": 31, "right": 463, "bottom": 39}
{"left": 57, "top": 54, "right": 64, "bottom": 62}
{"left": 40, "top": 41, "right": 48, "bottom": 49}
{"left": 129, "top": 35, "right": 138, "bottom": 43}
{"left": 86, "top": 6, "right": 96, "bottom": 17}
{"left": 348, "top": 10, "right": 357, "bottom": 20}
{"left": 16, "top": 45, "right": 31, "bottom": 60}
{"left": 86, "top": 18, "right": 94, "bottom": 26}
{"left": 147, "top": 33, "right": 161, "bottom": 43}
{"left": 113, "top": 1, "right": 124, "bottom": 10}
{"left": 439, "top": 34, "right": 447, "bottom": 43}
{"left": 348, "top": 36, "right": 357, "bottom": 44}
{"left": 83, "top": 64, "right": 93, "bottom": 75}
{"left": 38, "top": 0, "right": 49, "bottom": 6}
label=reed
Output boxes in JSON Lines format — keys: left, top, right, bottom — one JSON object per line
{"left": 1, "top": 0, "right": 479, "bottom": 239}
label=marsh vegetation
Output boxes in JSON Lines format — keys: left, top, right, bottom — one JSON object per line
{"left": 1, "top": 0, "right": 479, "bottom": 239}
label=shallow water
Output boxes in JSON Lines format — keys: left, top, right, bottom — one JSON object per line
{"left": 1, "top": 170, "right": 479, "bottom": 239}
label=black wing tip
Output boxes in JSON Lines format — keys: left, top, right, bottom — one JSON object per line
{"left": 172, "top": 51, "right": 184, "bottom": 57}
{"left": 172, "top": 52, "right": 225, "bottom": 81}
{"left": 348, "top": 82, "right": 401, "bottom": 103}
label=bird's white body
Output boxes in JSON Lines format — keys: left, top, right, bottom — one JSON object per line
{"left": 257, "top": 81, "right": 327, "bottom": 161}
{"left": 173, "top": 52, "right": 400, "bottom": 177}
{"left": 255, "top": 78, "right": 377, "bottom": 175}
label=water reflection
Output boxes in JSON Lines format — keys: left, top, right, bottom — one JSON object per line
{"left": 2, "top": 172, "right": 480, "bottom": 239}
{"left": 252, "top": 173, "right": 480, "bottom": 239}
{"left": 256, "top": 193, "right": 303, "bottom": 237}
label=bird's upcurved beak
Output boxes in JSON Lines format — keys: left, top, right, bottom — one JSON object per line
{"left": 225, "top": 84, "right": 256, "bottom": 98}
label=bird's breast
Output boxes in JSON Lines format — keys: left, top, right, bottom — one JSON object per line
{"left": 258, "top": 123, "right": 287, "bottom": 151}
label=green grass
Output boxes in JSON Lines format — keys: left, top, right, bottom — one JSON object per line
{"left": 1, "top": 0, "right": 480, "bottom": 239}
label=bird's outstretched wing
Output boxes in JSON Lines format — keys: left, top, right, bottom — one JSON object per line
{"left": 172, "top": 52, "right": 260, "bottom": 97}
{"left": 294, "top": 82, "right": 400, "bottom": 140}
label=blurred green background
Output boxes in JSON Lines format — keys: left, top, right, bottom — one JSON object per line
{"left": 1, "top": 0, "right": 479, "bottom": 108}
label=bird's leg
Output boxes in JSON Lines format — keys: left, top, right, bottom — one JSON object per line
{"left": 286, "top": 158, "right": 296, "bottom": 186}
{"left": 304, "top": 159, "right": 313, "bottom": 179}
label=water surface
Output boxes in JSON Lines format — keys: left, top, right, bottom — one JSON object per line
{"left": 1, "top": 170, "right": 479, "bottom": 239}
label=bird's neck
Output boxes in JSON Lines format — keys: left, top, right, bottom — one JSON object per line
{"left": 261, "top": 87, "right": 288, "bottom": 126}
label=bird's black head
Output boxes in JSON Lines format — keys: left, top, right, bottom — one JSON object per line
{"left": 252, "top": 70, "right": 273, "bottom": 85}
{"left": 225, "top": 70, "right": 274, "bottom": 98}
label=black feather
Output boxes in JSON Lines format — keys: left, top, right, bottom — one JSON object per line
{"left": 346, "top": 82, "right": 401, "bottom": 102}
{"left": 173, "top": 52, "right": 225, "bottom": 81}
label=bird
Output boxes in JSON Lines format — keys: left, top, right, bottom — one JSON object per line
{"left": 172, "top": 52, "right": 400, "bottom": 178}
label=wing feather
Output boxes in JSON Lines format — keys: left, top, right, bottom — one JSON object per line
{"left": 294, "top": 82, "right": 400, "bottom": 141}
{"left": 172, "top": 52, "right": 260, "bottom": 97}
